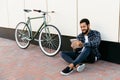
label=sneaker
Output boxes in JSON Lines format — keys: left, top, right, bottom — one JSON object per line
{"left": 76, "top": 64, "right": 86, "bottom": 72}
{"left": 60, "top": 66, "right": 73, "bottom": 76}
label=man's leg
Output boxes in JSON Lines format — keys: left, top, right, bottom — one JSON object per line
{"left": 60, "top": 51, "right": 80, "bottom": 76}
{"left": 60, "top": 51, "right": 79, "bottom": 63}
{"left": 72, "top": 47, "right": 91, "bottom": 66}
{"left": 60, "top": 47, "right": 91, "bottom": 75}
{"left": 70, "top": 47, "right": 91, "bottom": 72}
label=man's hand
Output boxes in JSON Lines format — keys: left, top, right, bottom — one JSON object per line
{"left": 71, "top": 40, "right": 83, "bottom": 49}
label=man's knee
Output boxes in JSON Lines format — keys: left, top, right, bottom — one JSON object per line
{"left": 60, "top": 51, "right": 66, "bottom": 58}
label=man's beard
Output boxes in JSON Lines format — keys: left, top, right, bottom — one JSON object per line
{"left": 82, "top": 28, "right": 89, "bottom": 35}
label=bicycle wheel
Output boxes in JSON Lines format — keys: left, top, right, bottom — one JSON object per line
{"left": 15, "top": 22, "right": 31, "bottom": 49}
{"left": 39, "top": 25, "right": 61, "bottom": 56}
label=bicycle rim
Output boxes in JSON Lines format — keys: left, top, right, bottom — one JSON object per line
{"left": 15, "top": 22, "right": 30, "bottom": 49}
{"left": 39, "top": 25, "right": 61, "bottom": 56}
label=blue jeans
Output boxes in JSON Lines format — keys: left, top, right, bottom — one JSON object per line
{"left": 60, "top": 47, "right": 96, "bottom": 66}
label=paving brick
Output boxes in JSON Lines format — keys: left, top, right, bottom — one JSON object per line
{"left": 0, "top": 38, "right": 120, "bottom": 80}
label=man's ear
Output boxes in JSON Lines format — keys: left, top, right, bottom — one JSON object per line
{"left": 88, "top": 24, "right": 90, "bottom": 29}
{"left": 88, "top": 24, "right": 90, "bottom": 27}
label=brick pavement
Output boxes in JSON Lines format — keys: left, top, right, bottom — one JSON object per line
{"left": 0, "top": 38, "right": 120, "bottom": 80}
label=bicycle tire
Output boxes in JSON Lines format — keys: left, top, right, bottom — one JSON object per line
{"left": 39, "top": 25, "right": 61, "bottom": 56}
{"left": 15, "top": 22, "right": 31, "bottom": 49}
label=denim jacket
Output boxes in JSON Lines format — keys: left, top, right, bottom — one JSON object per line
{"left": 77, "top": 30, "right": 101, "bottom": 58}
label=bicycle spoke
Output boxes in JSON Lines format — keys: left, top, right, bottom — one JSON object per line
{"left": 41, "top": 34, "right": 47, "bottom": 41}
{"left": 42, "top": 40, "right": 47, "bottom": 47}
{"left": 51, "top": 35, "right": 58, "bottom": 39}
{"left": 48, "top": 42, "right": 52, "bottom": 52}
{"left": 50, "top": 41, "right": 57, "bottom": 50}
{"left": 49, "top": 41, "right": 55, "bottom": 49}
{"left": 18, "top": 30, "right": 24, "bottom": 36}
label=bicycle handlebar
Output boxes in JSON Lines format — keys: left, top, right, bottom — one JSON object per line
{"left": 24, "top": 9, "right": 55, "bottom": 15}
{"left": 33, "top": 9, "right": 55, "bottom": 14}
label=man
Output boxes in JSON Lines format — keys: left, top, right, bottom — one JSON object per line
{"left": 60, "top": 18, "right": 101, "bottom": 76}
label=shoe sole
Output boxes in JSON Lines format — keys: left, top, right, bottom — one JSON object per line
{"left": 77, "top": 64, "right": 85, "bottom": 72}
{"left": 60, "top": 70, "right": 73, "bottom": 76}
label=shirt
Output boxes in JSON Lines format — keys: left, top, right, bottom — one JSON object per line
{"left": 81, "top": 35, "right": 88, "bottom": 52}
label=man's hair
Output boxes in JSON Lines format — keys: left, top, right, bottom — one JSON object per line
{"left": 80, "top": 18, "right": 90, "bottom": 25}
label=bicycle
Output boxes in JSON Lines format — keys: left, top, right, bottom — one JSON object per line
{"left": 15, "top": 9, "right": 61, "bottom": 56}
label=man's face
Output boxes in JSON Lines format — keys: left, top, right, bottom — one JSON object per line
{"left": 80, "top": 22, "right": 90, "bottom": 34}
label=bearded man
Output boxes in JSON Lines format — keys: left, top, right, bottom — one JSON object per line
{"left": 60, "top": 18, "right": 101, "bottom": 76}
